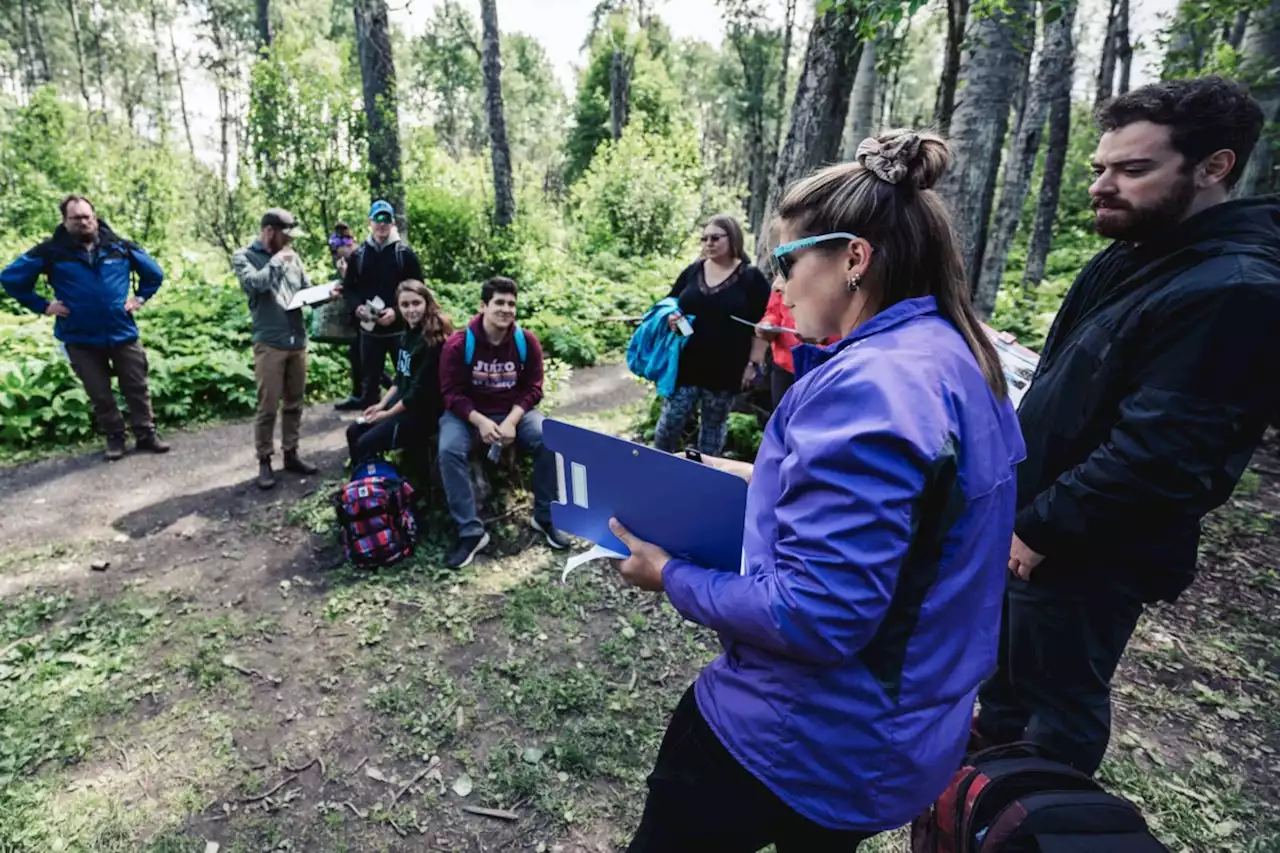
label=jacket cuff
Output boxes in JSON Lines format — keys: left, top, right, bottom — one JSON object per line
{"left": 1014, "top": 505, "right": 1055, "bottom": 557}
{"left": 448, "top": 398, "right": 476, "bottom": 421}
{"left": 662, "top": 559, "right": 705, "bottom": 625}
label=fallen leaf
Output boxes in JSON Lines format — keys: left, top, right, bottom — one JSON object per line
{"left": 1214, "top": 820, "right": 1240, "bottom": 837}
{"left": 452, "top": 773, "right": 473, "bottom": 798}
{"left": 205, "top": 843, "right": 220, "bottom": 853}
{"left": 522, "top": 747, "right": 544, "bottom": 764}
{"left": 365, "top": 766, "right": 389, "bottom": 783}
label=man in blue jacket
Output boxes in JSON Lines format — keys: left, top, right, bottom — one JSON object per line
{"left": 1, "top": 196, "right": 169, "bottom": 461}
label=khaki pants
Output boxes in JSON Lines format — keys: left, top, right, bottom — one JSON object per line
{"left": 253, "top": 342, "right": 307, "bottom": 460}
{"left": 64, "top": 340, "right": 156, "bottom": 438}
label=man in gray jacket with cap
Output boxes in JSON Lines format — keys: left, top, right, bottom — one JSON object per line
{"left": 232, "top": 208, "right": 320, "bottom": 490}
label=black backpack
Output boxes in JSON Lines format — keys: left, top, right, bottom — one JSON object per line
{"left": 911, "top": 743, "right": 1170, "bottom": 853}
{"left": 352, "top": 240, "right": 408, "bottom": 278}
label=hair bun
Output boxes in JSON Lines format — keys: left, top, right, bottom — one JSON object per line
{"left": 855, "top": 130, "right": 949, "bottom": 190}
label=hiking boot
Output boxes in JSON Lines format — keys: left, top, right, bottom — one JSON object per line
{"left": 257, "top": 457, "right": 277, "bottom": 491}
{"left": 446, "top": 532, "right": 491, "bottom": 569}
{"left": 135, "top": 432, "right": 170, "bottom": 454}
{"left": 283, "top": 451, "right": 319, "bottom": 475}
{"left": 105, "top": 432, "right": 127, "bottom": 462}
{"left": 334, "top": 395, "right": 364, "bottom": 412}
{"left": 531, "top": 518, "right": 570, "bottom": 551}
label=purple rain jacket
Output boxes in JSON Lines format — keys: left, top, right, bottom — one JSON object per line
{"left": 663, "top": 296, "right": 1026, "bottom": 832}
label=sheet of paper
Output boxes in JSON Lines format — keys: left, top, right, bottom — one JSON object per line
{"left": 561, "top": 543, "right": 626, "bottom": 583}
{"left": 729, "top": 315, "right": 798, "bottom": 335}
{"left": 285, "top": 280, "right": 337, "bottom": 310}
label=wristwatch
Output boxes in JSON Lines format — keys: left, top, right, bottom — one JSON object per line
{"left": 684, "top": 449, "right": 703, "bottom": 464}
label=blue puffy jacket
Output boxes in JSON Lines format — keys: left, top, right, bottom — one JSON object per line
{"left": 0, "top": 222, "right": 165, "bottom": 348}
{"left": 661, "top": 296, "right": 1026, "bottom": 832}
{"left": 626, "top": 297, "right": 692, "bottom": 398}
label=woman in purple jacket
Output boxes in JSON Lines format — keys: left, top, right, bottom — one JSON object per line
{"left": 611, "top": 131, "right": 1026, "bottom": 851}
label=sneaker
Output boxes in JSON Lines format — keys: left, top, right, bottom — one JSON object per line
{"left": 257, "top": 457, "right": 277, "bottom": 491}
{"left": 105, "top": 432, "right": 127, "bottom": 462}
{"left": 446, "top": 532, "right": 491, "bottom": 569}
{"left": 530, "top": 518, "right": 570, "bottom": 550}
{"left": 334, "top": 395, "right": 364, "bottom": 412}
{"left": 135, "top": 432, "right": 170, "bottom": 454}
{"left": 283, "top": 451, "right": 319, "bottom": 475}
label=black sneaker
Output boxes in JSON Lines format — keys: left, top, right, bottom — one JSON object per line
{"left": 257, "top": 457, "right": 277, "bottom": 491}
{"left": 283, "top": 451, "right": 319, "bottom": 475}
{"left": 105, "top": 432, "right": 127, "bottom": 462}
{"left": 334, "top": 395, "right": 364, "bottom": 412}
{"left": 530, "top": 518, "right": 570, "bottom": 550}
{"left": 446, "top": 532, "right": 491, "bottom": 569}
{"left": 135, "top": 432, "right": 170, "bottom": 454}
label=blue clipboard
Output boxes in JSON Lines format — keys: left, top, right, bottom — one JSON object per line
{"left": 543, "top": 419, "right": 747, "bottom": 573}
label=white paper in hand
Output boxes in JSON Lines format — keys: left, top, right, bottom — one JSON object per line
{"left": 561, "top": 543, "right": 626, "bottom": 583}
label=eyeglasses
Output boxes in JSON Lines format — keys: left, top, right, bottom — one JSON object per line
{"left": 371, "top": 213, "right": 393, "bottom": 224}
{"left": 701, "top": 233, "right": 727, "bottom": 244}
{"left": 772, "top": 232, "right": 859, "bottom": 280}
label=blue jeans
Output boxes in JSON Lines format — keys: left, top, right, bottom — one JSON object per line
{"left": 438, "top": 409, "right": 557, "bottom": 538}
{"left": 653, "top": 386, "right": 735, "bottom": 456}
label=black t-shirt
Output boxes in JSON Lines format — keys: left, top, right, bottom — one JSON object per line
{"left": 668, "top": 260, "right": 770, "bottom": 393}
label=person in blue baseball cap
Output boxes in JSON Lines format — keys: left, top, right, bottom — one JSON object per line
{"left": 340, "top": 200, "right": 425, "bottom": 408}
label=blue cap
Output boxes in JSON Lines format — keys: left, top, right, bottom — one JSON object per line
{"left": 369, "top": 200, "right": 394, "bottom": 219}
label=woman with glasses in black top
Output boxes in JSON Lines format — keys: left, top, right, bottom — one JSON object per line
{"left": 653, "top": 214, "right": 770, "bottom": 456}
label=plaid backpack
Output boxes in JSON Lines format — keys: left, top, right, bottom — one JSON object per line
{"left": 911, "top": 743, "right": 1169, "bottom": 853}
{"left": 334, "top": 460, "right": 417, "bottom": 569}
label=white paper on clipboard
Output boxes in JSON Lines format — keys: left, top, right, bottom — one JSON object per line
{"left": 286, "top": 281, "right": 337, "bottom": 311}
{"left": 729, "top": 315, "right": 798, "bottom": 336}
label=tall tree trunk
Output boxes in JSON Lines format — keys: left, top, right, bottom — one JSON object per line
{"left": 1115, "top": 0, "right": 1132, "bottom": 94}
{"left": 1095, "top": 0, "right": 1118, "bottom": 109}
{"left": 66, "top": 0, "right": 93, "bottom": 112}
{"left": 758, "top": 5, "right": 861, "bottom": 261}
{"left": 772, "top": 0, "right": 797, "bottom": 157}
{"left": 935, "top": 0, "right": 970, "bottom": 135}
{"left": 1229, "top": 9, "right": 1251, "bottom": 49}
{"left": 936, "top": 0, "right": 1034, "bottom": 293}
{"left": 149, "top": 0, "right": 168, "bottom": 140}
{"left": 354, "top": 0, "right": 406, "bottom": 226}
{"left": 479, "top": 0, "right": 516, "bottom": 229}
{"left": 609, "top": 48, "right": 631, "bottom": 140}
{"left": 256, "top": 0, "right": 272, "bottom": 54}
{"left": 169, "top": 21, "right": 196, "bottom": 158}
{"left": 92, "top": 3, "right": 107, "bottom": 113}
{"left": 843, "top": 38, "right": 878, "bottom": 159}
{"left": 747, "top": 109, "right": 767, "bottom": 233}
{"left": 17, "top": 0, "right": 37, "bottom": 92}
{"left": 30, "top": 5, "right": 52, "bottom": 84}
{"left": 1237, "top": 0, "right": 1280, "bottom": 196}
{"left": 976, "top": 0, "right": 1078, "bottom": 316}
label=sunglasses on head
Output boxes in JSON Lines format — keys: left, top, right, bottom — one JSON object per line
{"left": 701, "top": 233, "right": 727, "bottom": 244}
{"left": 772, "top": 232, "right": 859, "bottom": 280}
{"left": 328, "top": 234, "right": 354, "bottom": 248}
{"left": 372, "top": 213, "right": 393, "bottom": 224}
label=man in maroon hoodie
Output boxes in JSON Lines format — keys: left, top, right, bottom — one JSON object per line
{"left": 438, "top": 276, "right": 570, "bottom": 568}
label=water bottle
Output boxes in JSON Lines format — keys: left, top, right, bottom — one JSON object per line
{"left": 487, "top": 442, "right": 503, "bottom": 462}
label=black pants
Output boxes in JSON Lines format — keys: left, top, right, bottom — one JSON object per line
{"left": 346, "top": 410, "right": 432, "bottom": 465}
{"left": 358, "top": 332, "right": 398, "bottom": 405}
{"left": 628, "top": 686, "right": 870, "bottom": 853}
{"left": 770, "top": 365, "right": 795, "bottom": 411}
{"left": 976, "top": 573, "right": 1145, "bottom": 775}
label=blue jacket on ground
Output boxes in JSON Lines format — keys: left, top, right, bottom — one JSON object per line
{"left": 0, "top": 221, "right": 165, "bottom": 348}
{"left": 626, "top": 297, "right": 692, "bottom": 398}
{"left": 660, "top": 296, "right": 1026, "bottom": 832}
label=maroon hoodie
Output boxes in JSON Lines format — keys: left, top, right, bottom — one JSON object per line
{"left": 440, "top": 314, "right": 544, "bottom": 421}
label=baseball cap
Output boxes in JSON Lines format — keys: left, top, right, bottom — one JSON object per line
{"left": 262, "top": 208, "right": 306, "bottom": 238}
{"left": 369, "top": 200, "right": 395, "bottom": 220}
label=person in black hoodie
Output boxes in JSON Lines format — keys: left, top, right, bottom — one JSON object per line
{"left": 346, "top": 280, "right": 452, "bottom": 465}
{"left": 342, "top": 200, "right": 425, "bottom": 406}
{"left": 975, "top": 77, "right": 1280, "bottom": 775}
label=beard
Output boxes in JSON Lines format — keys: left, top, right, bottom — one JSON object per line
{"left": 1093, "top": 173, "right": 1197, "bottom": 242}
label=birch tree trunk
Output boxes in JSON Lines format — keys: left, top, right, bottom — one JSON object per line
{"left": 66, "top": 0, "right": 93, "bottom": 112}
{"left": 479, "top": 0, "right": 516, "bottom": 228}
{"left": 759, "top": 5, "right": 861, "bottom": 259}
{"left": 1237, "top": 0, "right": 1280, "bottom": 196}
{"left": 936, "top": 0, "right": 1035, "bottom": 291}
{"left": 169, "top": 20, "right": 196, "bottom": 158}
{"left": 935, "top": 0, "right": 970, "bottom": 135}
{"left": 976, "top": 0, "right": 1078, "bottom": 316}
{"left": 843, "top": 38, "right": 878, "bottom": 159}
{"left": 354, "top": 0, "right": 406, "bottom": 226}
{"left": 149, "top": 0, "right": 168, "bottom": 140}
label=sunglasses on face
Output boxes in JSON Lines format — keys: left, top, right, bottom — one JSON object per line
{"left": 701, "top": 233, "right": 727, "bottom": 244}
{"left": 372, "top": 213, "right": 393, "bottom": 224}
{"left": 772, "top": 232, "right": 859, "bottom": 280}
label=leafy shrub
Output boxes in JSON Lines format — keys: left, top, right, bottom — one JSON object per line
{"left": 571, "top": 129, "right": 701, "bottom": 259}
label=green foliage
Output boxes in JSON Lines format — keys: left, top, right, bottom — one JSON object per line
{"left": 571, "top": 129, "right": 702, "bottom": 259}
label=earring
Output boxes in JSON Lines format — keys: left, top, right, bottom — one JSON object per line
{"left": 846, "top": 273, "right": 862, "bottom": 293}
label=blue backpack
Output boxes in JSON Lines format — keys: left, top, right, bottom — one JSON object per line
{"left": 465, "top": 324, "right": 528, "bottom": 366}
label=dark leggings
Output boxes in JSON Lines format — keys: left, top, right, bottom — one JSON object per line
{"left": 628, "top": 686, "right": 871, "bottom": 852}
{"left": 346, "top": 410, "right": 433, "bottom": 465}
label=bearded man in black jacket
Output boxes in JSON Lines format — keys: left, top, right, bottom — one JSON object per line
{"left": 975, "top": 77, "right": 1280, "bottom": 775}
